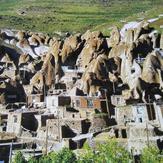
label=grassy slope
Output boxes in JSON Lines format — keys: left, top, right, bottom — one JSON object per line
{"left": 0, "top": 0, "right": 163, "bottom": 35}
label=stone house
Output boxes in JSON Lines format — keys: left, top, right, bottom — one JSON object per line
{"left": 114, "top": 102, "right": 163, "bottom": 141}
{"left": 6, "top": 111, "right": 38, "bottom": 136}
{"left": 35, "top": 113, "right": 55, "bottom": 140}
{"left": 111, "top": 95, "right": 126, "bottom": 106}
{"left": 58, "top": 107, "right": 81, "bottom": 119}
{"left": 35, "top": 113, "right": 55, "bottom": 129}
{"left": 46, "top": 95, "right": 71, "bottom": 113}
{"left": 37, "top": 118, "right": 90, "bottom": 141}
{"left": 71, "top": 96, "right": 107, "bottom": 111}
{"left": 27, "top": 94, "right": 44, "bottom": 105}
{"left": 0, "top": 113, "right": 8, "bottom": 131}
{"left": 115, "top": 103, "right": 156, "bottom": 126}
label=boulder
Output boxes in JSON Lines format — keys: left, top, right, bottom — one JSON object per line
{"left": 141, "top": 51, "right": 163, "bottom": 85}
{"left": 59, "top": 34, "right": 83, "bottom": 65}
{"left": 16, "top": 31, "right": 25, "bottom": 40}
{"left": 41, "top": 53, "right": 56, "bottom": 86}
{"left": 81, "top": 30, "right": 103, "bottom": 41}
{"left": 31, "top": 34, "right": 45, "bottom": 45}
{"left": 124, "top": 29, "right": 134, "bottom": 44}
{"left": 107, "top": 26, "right": 120, "bottom": 47}
{"left": 160, "top": 34, "right": 163, "bottom": 49}
{"left": 77, "top": 35, "right": 107, "bottom": 69}
{"left": 81, "top": 54, "right": 110, "bottom": 95}
{"left": 133, "top": 20, "right": 150, "bottom": 41}
{"left": 49, "top": 39, "right": 62, "bottom": 64}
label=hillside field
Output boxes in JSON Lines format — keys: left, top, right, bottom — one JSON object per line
{"left": 0, "top": 0, "right": 163, "bottom": 35}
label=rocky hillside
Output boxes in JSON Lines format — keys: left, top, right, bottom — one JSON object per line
{"left": 0, "top": 19, "right": 163, "bottom": 104}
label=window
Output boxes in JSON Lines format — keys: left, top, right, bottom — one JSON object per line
{"left": 32, "top": 96, "right": 36, "bottom": 103}
{"left": 76, "top": 100, "right": 80, "bottom": 107}
{"left": 32, "top": 96, "right": 35, "bottom": 100}
{"left": 117, "top": 97, "right": 120, "bottom": 104}
{"left": 139, "top": 118, "right": 142, "bottom": 123}
{"left": 86, "top": 112, "right": 91, "bottom": 117}
{"left": 137, "top": 107, "right": 144, "bottom": 114}
{"left": 121, "top": 129, "right": 127, "bottom": 138}
{"left": 52, "top": 99, "right": 55, "bottom": 106}
{"left": 13, "top": 115, "right": 17, "bottom": 123}
{"left": 87, "top": 99, "right": 93, "bottom": 108}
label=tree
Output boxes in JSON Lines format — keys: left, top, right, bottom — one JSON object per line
{"left": 13, "top": 151, "right": 26, "bottom": 163}
{"left": 78, "top": 138, "right": 131, "bottom": 163}
{"left": 39, "top": 155, "right": 51, "bottom": 163}
{"left": 28, "top": 157, "right": 39, "bottom": 163}
{"left": 53, "top": 148, "right": 77, "bottom": 163}
{"left": 38, "top": 148, "right": 77, "bottom": 163}
{"left": 141, "top": 145, "right": 163, "bottom": 163}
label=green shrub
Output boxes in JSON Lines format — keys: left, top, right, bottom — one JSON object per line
{"left": 141, "top": 145, "right": 163, "bottom": 163}
{"left": 78, "top": 138, "right": 131, "bottom": 163}
{"left": 13, "top": 151, "right": 26, "bottom": 163}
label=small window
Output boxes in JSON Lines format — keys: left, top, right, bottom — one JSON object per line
{"left": 117, "top": 97, "right": 120, "bottom": 104}
{"left": 131, "top": 69, "right": 135, "bottom": 74}
{"left": 86, "top": 112, "right": 91, "bottom": 117}
{"left": 137, "top": 107, "right": 144, "bottom": 114}
{"left": 76, "top": 100, "right": 80, "bottom": 107}
{"left": 87, "top": 99, "right": 93, "bottom": 108}
{"left": 32, "top": 96, "right": 35, "bottom": 100}
{"left": 139, "top": 118, "right": 142, "bottom": 123}
{"left": 52, "top": 99, "right": 55, "bottom": 106}
{"left": 121, "top": 129, "right": 127, "bottom": 138}
{"left": 13, "top": 115, "right": 17, "bottom": 123}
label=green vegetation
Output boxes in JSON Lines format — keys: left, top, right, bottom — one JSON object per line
{"left": 141, "top": 145, "right": 163, "bottom": 163}
{"left": 0, "top": 0, "right": 163, "bottom": 35}
{"left": 13, "top": 151, "right": 26, "bottom": 163}
{"left": 13, "top": 139, "right": 163, "bottom": 163}
{"left": 79, "top": 139, "right": 131, "bottom": 163}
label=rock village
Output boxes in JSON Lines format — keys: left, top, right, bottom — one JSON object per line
{"left": 0, "top": 19, "right": 163, "bottom": 162}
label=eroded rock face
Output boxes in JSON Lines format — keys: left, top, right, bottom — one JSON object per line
{"left": 60, "top": 34, "right": 84, "bottom": 66}
{"left": 160, "top": 34, "right": 163, "bottom": 50}
{"left": 0, "top": 20, "right": 163, "bottom": 104}
{"left": 30, "top": 53, "right": 56, "bottom": 92}
{"left": 19, "top": 54, "right": 32, "bottom": 66}
{"left": 49, "top": 39, "right": 62, "bottom": 64}
{"left": 81, "top": 54, "right": 113, "bottom": 95}
{"left": 107, "top": 26, "right": 120, "bottom": 47}
{"left": 16, "top": 31, "right": 26, "bottom": 40}
{"left": 141, "top": 51, "right": 163, "bottom": 85}
{"left": 77, "top": 31, "right": 108, "bottom": 70}
{"left": 78, "top": 21, "right": 163, "bottom": 101}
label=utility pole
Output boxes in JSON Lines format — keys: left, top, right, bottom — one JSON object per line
{"left": 58, "top": 109, "right": 61, "bottom": 142}
{"left": 43, "top": 83, "right": 46, "bottom": 103}
{"left": 45, "top": 124, "right": 48, "bottom": 155}
{"left": 9, "top": 140, "right": 13, "bottom": 163}
{"left": 104, "top": 89, "right": 110, "bottom": 119}
{"left": 146, "top": 122, "right": 150, "bottom": 148}
{"left": 23, "top": 67, "right": 25, "bottom": 79}
{"left": 113, "top": 81, "right": 115, "bottom": 94}
{"left": 148, "top": 95, "right": 153, "bottom": 121}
